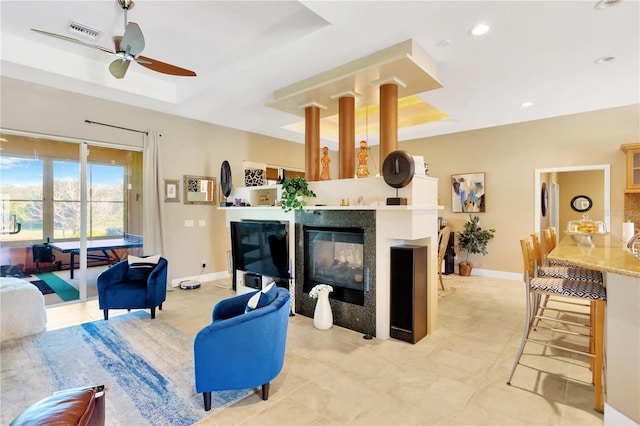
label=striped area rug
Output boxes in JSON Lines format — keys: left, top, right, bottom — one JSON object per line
{"left": 0, "top": 311, "right": 251, "bottom": 425}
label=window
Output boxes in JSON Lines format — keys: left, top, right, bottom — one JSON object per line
{"left": 0, "top": 156, "right": 44, "bottom": 242}
{"left": 0, "top": 135, "right": 137, "bottom": 245}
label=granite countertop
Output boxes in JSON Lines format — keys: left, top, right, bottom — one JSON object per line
{"left": 548, "top": 235, "right": 640, "bottom": 278}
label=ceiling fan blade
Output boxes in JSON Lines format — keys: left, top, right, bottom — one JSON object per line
{"left": 31, "top": 29, "right": 115, "bottom": 54}
{"left": 137, "top": 55, "right": 197, "bottom": 77}
{"left": 113, "top": 35, "right": 122, "bottom": 52}
{"left": 120, "top": 22, "right": 145, "bottom": 56}
{"left": 109, "top": 59, "right": 131, "bottom": 79}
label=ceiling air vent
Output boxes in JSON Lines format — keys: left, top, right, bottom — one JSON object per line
{"left": 66, "top": 21, "right": 101, "bottom": 40}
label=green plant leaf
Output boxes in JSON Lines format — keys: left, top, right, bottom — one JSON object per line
{"left": 280, "top": 176, "right": 316, "bottom": 211}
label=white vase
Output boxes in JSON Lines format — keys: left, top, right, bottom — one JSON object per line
{"left": 313, "top": 290, "right": 333, "bottom": 330}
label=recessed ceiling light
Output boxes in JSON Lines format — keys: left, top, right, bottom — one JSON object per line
{"left": 470, "top": 23, "right": 490, "bottom": 36}
{"left": 595, "top": 0, "right": 620, "bottom": 10}
{"left": 521, "top": 102, "right": 534, "bottom": 108}
{"left": 594, "top": 56, "right": 615, "bottom": 64}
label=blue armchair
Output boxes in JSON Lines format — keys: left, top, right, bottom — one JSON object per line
{"left": 96, "top": 256, "right": 168, "bottom": 320}
{"left": 194, "top": 286, "right": 290, "bottom": 411}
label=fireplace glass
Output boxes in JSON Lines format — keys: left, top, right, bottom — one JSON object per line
{"left": 304, "top": 226, "right": 365, "bottom": 305}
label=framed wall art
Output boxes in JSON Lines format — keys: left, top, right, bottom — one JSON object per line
{"left": 164, "top": 179, "right": 179, "bottom": 202}
{"left": 451, "top": 172, "right": 486, "bottom": 213}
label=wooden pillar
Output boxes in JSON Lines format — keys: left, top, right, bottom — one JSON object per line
{"left": 379, "top": 83, "right": 398, "bottom": 170}
{"left": 305, "top": 106, "right": 320, "bottom": 181}
{"left": 339, "top": 96, "right": 355, "bottom": 179}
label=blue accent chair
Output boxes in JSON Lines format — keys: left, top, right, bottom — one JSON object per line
{"left": 194, "top": 287, "right": 291, "bottom": 411}
{"left": 96, "top": 257, "right": 168, "bottom": 320}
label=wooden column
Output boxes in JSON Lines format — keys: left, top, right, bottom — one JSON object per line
{"left": 339, "top": 96, "right": 355, "bottom": 179}
{"left": 305, "top": 105, "right": 320, "bottom": 181}
{"left": 379, "top": 83, "right": 398, "bottom": 170}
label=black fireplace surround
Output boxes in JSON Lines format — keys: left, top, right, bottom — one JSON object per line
{"left": 295, "top": 210, "right": 376, "bottom": 336}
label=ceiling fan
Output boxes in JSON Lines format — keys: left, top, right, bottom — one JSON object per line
{"left": 31, "top": 0, "right": 196, "bottom": 79}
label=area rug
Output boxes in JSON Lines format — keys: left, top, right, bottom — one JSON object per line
{"left": 28, "top": 279, "right": 55, "bottom": 295}
{"left": 0, "top": 311, "right": 252, "bottom": 425}
{"left": 34, "top": 272, "right": 79, "bottom": 301}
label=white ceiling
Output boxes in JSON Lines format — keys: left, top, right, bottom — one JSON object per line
{"left": 1, "top": 0, "right": 638, "bottom": 150}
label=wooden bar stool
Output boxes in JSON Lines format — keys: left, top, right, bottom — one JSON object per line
{"left": 507, "top": 236, "right": 606, "bottom": 412}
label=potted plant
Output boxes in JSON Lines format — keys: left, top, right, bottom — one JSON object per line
{"left": 280, "top": 176, "right": 316, "bottom": 212}
{"left": 457, "top": 215, "right": 495, "bottom": 276}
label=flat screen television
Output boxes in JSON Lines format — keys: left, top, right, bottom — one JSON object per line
{"left": 230, "top": 220, "right": 289, "bottom": 283}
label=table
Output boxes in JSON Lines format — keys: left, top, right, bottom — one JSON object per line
{"left": 49, "top": 237, "right": 143, "bottom": 279}
{"left": 549, "top": 235, "right": 640, "bottom": 425}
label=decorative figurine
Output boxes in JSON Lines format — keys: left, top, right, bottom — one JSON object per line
{"left": 356, "top": 140, "right": 369, "bottom": 178}
{"left": 320, "top": 146, "right": 332, "bottom": 180}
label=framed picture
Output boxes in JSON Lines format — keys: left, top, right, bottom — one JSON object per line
{"left": 164, "top": 179, "right": 179, "bottom": 202}
{"left": 451, "top": 172, "right": 486, "bottom": 213}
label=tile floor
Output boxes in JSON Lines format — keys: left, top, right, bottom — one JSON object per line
{"left": 44, "top": 274, "right": 604, "bottom": 425}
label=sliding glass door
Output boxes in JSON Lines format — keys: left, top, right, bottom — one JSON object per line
{"left": 0, "top": 130, "right": 142, "bottom": 305}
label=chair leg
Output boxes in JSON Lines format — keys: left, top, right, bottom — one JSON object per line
{"left": 532, "top": 294, "right": 549, "bottom": 328}
{"left": 589, "top": 301, "right": 595, "bottom": 372}
{"left": 103, "top": 310, "right": 109, "bottom": 320}
{"left": 203, "top": 392, "right": 212, "bottom": 411}
{"left": 159, "top": 303, "right": 163, "bottom": 311}
{"left": 593, "top": 300, "right": 605, "bottom": 413}
{"left": 438, "top": 270, "right": 445, "bottom": 291}
{"left": 507, "top": 290, "right": 534, "bottom": 385}
{"left": 150, "top": 307, "right": 156, "bottom": 319}
{"left": 261, "top": 383, "right": 270, "bottom": 400}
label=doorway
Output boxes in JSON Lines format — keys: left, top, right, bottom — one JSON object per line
{"left": 535, "top": 165, "right": 610, "bottom": 236}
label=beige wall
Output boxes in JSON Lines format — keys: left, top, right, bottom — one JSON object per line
{"left": 401, "top": 105, "right": 639, "bottom": 273}
{"left": 0, "top": 77, "right": 304, "bottom": 280}
{"left": 2, "top": 77, "right": 639, "bottom": 277}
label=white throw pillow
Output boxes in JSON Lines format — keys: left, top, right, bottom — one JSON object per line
{"left": 128, "top": 254, "right": 160, "bottom": 265}
{"left": 245, "top": 282, "right": 278, "bottom": 313}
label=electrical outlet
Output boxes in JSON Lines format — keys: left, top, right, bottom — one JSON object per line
{"left": 201, "top": 259, "right": 206, "bottom": 269}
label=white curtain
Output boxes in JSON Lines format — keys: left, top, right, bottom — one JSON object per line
{"left": 142, "top": 131, "right": 166, "bottom": 256}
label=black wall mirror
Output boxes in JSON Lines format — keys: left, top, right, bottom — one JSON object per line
{"left": 541, "top": 183, "right": 548, "bottom": 217}
{"left": 570, "top": 195, "right": 593, "bottom": 212}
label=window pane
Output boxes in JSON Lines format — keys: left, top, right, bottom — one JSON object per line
{"left": 0, "top": 157, "right": 43, "bottom": 200}
{"left": 53, "top": 201, "right": 79, "bottom": 239}
{"left": 91, "top": 202, "right": 124, "bottom": 237}
{"left": 54, "top": 161, "right": 79, "bottom": 201}
{"left": 91, "top": 164, "right": 124, "bottom": 201}
{"left": 1, "top": 201, "right": 43, "bottom": 242}
{"left": 1, "top": 156, "right": 44, "bottom": 242}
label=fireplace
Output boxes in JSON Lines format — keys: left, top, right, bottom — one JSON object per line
{"left": 303, "top": 226, "right": 365, "bottom": 306}
{"left": 295, "top": 210, "right": 376, "bottom": 336}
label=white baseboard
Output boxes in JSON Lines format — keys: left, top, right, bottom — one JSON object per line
{"left": 171, "top": 271, "right": 230, "bottom": 287}
{"left": 173, "top": 268, "right": 520, "bottom": 288}
{"left": 454, "top": 265, "right": 522, "bottom": 282}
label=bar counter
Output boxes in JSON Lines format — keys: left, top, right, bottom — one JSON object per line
{"left": 548, "top": 234, "right": 640, "bottom": 278}
{"left": 549, "top": 235, "right": 640, "bottom": 425}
